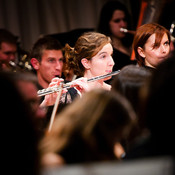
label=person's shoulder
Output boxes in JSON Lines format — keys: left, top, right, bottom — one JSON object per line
{"left": 143, "top": 65, "right": 155, "bottom": 73}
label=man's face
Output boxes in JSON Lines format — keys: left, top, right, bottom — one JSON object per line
{"left": 36, "top": 49, "right": 64, "bottom": 88}
{"left": 0, "top": 42, "right": 17, "bottom": 63}
{"left": 109, "top": 10, "right": 128, "bottom": 39}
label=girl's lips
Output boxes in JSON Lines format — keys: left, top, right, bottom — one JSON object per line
{"left": 105, "top": 70, "right": 112, "bottom": 73}
{"left": 159, "top": 57, "right": 167, "bottom": 60}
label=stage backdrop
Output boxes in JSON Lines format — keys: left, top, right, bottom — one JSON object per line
{"left": 0, "top": 0, "right": 133, "bottom": 51}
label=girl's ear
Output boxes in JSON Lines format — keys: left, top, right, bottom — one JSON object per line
{"left": 81, "top": 58, "right": 90, "bottom": 69}
{"left": 30, "top": 58, "right": 40, "bottom": 70}
{"left": 137, "top": 47, "right": 146, "bottom": 58}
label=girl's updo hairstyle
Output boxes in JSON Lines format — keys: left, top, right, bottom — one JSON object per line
{"left": 64, "top": 32, "right": 111, "bottom": 77}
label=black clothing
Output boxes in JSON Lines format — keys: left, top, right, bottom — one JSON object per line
{"left": 45, "top": 87, "right": 78, "bottom": 120}
{"left": 143, "top": 65, "right": 156, "bottom": 73}
{"left": 106, "top": 48, "right": 136, "bottom": 84}
{"left": 112, "top": 48, "right": 136, "bottom": 71}
{"left": 123, "top": 134, "right": 175, "bottom": 160}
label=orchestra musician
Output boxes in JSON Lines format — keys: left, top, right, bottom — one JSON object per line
{"left": 97, "top": 0, "right": 136, "bottom": 80}
{"left": 0, "top": 29, "right": 18, "bottom": 71}
{"left": 40, "top": 31, "right": 115, "bottom": 108}
{"left": 0, "top": 28, "right": 32, "bottom": 72}
{"left": 62, "top": 31, "right": 115, "bottom": 92}
{"left": 133, "top": 22, "right": 172, "bottom": 71}
{"left": 38, "top": 31, "right": 116, "bottom": 135}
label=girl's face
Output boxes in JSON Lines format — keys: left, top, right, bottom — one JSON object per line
{"left": 109, "top": 10, "right": 127, "bottom": 38}
{"left": 138, "top": 33, "right": 170, "bottom": 68}
{"left": 86, "top": 43, "right": 114, "bottom": 78}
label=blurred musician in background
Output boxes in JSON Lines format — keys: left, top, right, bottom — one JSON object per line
{"left": 97, "top": 0, "right": 136, "bottom": 80}
{"left": 0, "top": 28, "right": 32, "bottom": 72}
{"left": 0, "top": 28, "right": 18, "bottom": 71}
{"left": 38, "top": 31, "right": 115, "bottom": 109}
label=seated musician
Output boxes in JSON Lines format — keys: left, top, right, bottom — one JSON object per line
{"left": 40, "top": 31, "right": 115, "bottom": 108}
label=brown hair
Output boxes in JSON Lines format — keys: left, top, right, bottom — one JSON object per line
{"left": 30, "top": 36, "right": 63, "bottom": 62}
{"left": 133, "top": 23, "right": 171, "bottom": 66}
{"left": 0, "top": 28, "right": 17, "bottom": 47}
{"left": 39, "top": 89, "right": 136, "bottom": 163}
{"left": 64, "top": 32, "right": 111, "bottom": 77}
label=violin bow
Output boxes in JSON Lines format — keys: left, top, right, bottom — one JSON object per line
{"left": 47, "top": 83, "right": 63, "bottom": 133}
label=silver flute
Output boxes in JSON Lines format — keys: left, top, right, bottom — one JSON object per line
{"left": 37, "top": 70, "right": 120, "bottom": 97}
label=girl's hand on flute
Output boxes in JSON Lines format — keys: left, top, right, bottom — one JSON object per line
{"left": 71, "top": 77, "right": 89, "bottom": 94}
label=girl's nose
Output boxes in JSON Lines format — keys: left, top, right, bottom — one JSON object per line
{"left": 161, "top": 44, "right": 169, "bottom": 54}
{"left": 109, "top": 56, "right": 115, "bottom": 66}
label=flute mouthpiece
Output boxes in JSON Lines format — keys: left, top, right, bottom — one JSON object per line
{"left": 120, "top": 28, "right": 128, "bottom": 33}
{"left": 120, "top": 28, "right": 136, "bottom": 35}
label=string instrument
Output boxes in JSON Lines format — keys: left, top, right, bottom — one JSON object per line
{"left": 37, "top": 70, "right": 120, "bottom": 97}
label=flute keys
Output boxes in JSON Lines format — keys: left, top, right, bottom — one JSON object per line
{"left": 37, "top": 86, "right": 58, "bottom": 96}
{"left": 37, "top": 70, "right": 120, "bottom": 97}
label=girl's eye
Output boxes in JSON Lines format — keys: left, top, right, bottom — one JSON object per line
{"left": 59, "top": 58, "right": 64, "bottom": 62}
{"left": 48, "top": 58, "right": 56, "bottom": 63}
{"left": 164, "top": 41, "right": 170, "bottom": 46}
{"left": 100, "top": 54, "right": 107, "bottom": 59}
{"left": 113, "top": 18, "right": 127, "bottom": 23}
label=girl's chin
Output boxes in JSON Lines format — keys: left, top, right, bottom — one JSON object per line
{"left": 104, "top": 76, "right": 112, "bottom": 81}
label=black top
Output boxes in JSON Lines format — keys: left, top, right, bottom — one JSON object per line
{"left": 106, "top": 48, "right": 136, "bottom": 84}
{"left": 112, "top": 48, "right": 136, "bottom": 71}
